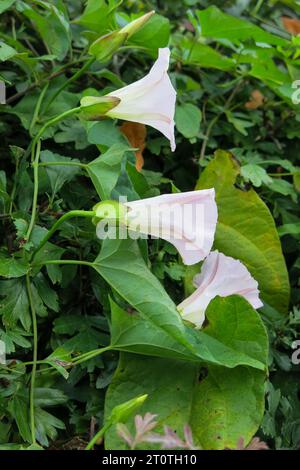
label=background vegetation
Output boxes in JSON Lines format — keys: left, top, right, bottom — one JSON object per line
{"left": 0, "top": 0, "right": 299, "bottom": 450}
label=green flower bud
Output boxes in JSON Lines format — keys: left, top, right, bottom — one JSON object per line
{"left": 79, "top": 96, "right": 120, "bottom": 121}
{"left": 120, "top": 11, "right": 155, "bottom": 39}
{"left": 88, "top": 11, "right": 155, "bottom": 62}
{"left": 109, "top": 394, "right": 148, "bottom": 425}
{"left": 89, "top": 31, "right": 128, "bottom": 62}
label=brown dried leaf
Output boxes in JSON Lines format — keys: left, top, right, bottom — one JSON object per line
{"left": 245, "top": 90, "right": 265, "bottom": 110}
{"left": 282, "top": 16, "right": 300, "bottom": 35}
{"left": 120, "top": 122, "right": 147, "bottom": 172}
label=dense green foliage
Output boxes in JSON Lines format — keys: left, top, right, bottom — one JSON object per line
{"left": 0, "top": 0, "right": 299, "bottom": 450}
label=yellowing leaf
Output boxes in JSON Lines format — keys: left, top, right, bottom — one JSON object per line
{"left": 196, "top": 150, "right": 290, "bottom": 313}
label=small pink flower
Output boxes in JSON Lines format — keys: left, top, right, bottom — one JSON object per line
{"left": 106, "top": 48, "right": 176, "bottom": 150}
{"left": 177, "top": 250, "right": 263, "bottom": 328}
{"left": 124, "top": 189, "right": 218, "bottom": 265}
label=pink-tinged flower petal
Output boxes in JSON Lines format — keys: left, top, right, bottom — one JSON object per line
{"left": 124, "top": 189, "right": 217, "bottom": 265}
{"left": 177, "top": 250, "right": 263, "bottom": 328}
{"left": 106, "top": 48, "right": 176, "bottom": 151}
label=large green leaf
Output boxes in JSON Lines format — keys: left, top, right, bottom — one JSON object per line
{"left": 180, "top": 38, "right": 234, "bottom": 71}
{"left": 204, "top": 295, "right": 268, "bottom": 365}
{"left": 196, "top": 297, "right": 268, "bottom": 446}
{"left": 86, "top": 144, "right": 130, "bottom": 200}
{"left": 21, "top": 2, "right": 70, "bottom": 60}
{"left": 108, "top": 294, "right": 268, "bottom": 370}
{"left": 104, "top": 353, "right": 197, "bottom": 449}
{"left": 93, "top": 238, "right": 195, "bottom": 351}
{"left": 75, "top": 0, "right": 119, "bottom": 33}
{"left": 196, "top": 150, "right": 290, "bottom": 313}
{"left": 197, "top": 6, "right": 288, "bottom": 46}
{"left": 109, "top": 298, "right": 195, "bottom": 362}
{"left": 190, "top": 366, "right": 266, "bottom": 449}
{"left": 128, "top": 14, "right": 170, "bottom": 55}
{"left": 94, "top": 240, "right": 266, "bottom": 370}
{"left": 105, "top": 294, "right": 269, "bottom": 449}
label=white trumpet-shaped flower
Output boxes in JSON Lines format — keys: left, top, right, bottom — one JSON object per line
{"left": 177, "top": 250, "right": 263, "bottom": 328}
{"left": 123, "top": 189, "right": 218, "bottom": 265}
{"left": 106, "top": 47, "right": 176, "bottom": 151}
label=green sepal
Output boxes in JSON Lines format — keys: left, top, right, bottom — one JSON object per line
{"left": 92, "top": 200, "right": 127, "bottom": 225}
{"left": 79, "top": 96, "right": 120, "bottom": 121}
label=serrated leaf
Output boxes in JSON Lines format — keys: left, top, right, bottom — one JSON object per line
{"left": 8, "top": 395, "right": 31, "bottom": 443}
{"left": 40, "top": 150, "right": 80, "bottom": 198}
{"left": 0, "top": 279, "right": 31, "bottom": 331}
{"left": 0, "top": 41, "right": 17, "bottom": 62}
{"left": 33, "top": 273, "right": 59, "bottom": 312}
{"left": 0, "top": 254, "right": 29, "bottom": 278}
{"left": 34, "top": 407, "right": 65, "bottom": 447}
{"left": 241, "top": 164, "right": 273, "bottom": 187}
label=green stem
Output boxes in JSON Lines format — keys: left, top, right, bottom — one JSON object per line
{"left": 38, "top": 161, "right": 87, "bottom": 168}
{"left": 72, "top": 346, "right": 111, "bottom": 365}
{"left": 252, "top": 0, "right": 264, "bottom": 15}
{"left": 26, "top": 139, "right": 41, "bottom": 240}
{"left": 29, "top": 82, "right": 49, "bottom": 137}
{"left": 9, "top": 359, "right": 52, "bottom": 368}
{"left": 31, "top": 106, "right": 81, "bottom": 163}
{"left": 268, "top": 172, "right": 294, "bottom": 177}
{"left": 26, "top": 106, "right": 81, "bottom": 242}
{"left": 26, "top": 273, "right": 38, "bottom": 445}
{"left": 199, "top": 79, "right": 244, "bottom": 161}
{"left": 9, "top": 347, "right": 110, "bottom": 373}
{"left": 45, "top": 56, "right": 96, "bottom": 112}
{"left": 199, "top": 114, "right": 220, "bottom": 160}
{"left": 85, "top": 422, "right": 111, "bottom": 450}
{"left": 31, "top": 210, "right": 95, "bottom": 261}
{"left": 33, "top": 259, "right": 94, "bottom": 268}
{"left": 9, "top": 153, "right": 20, "bottom": 216}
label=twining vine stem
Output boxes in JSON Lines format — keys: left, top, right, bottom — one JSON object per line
{"left": 25, "top": 273, "right": 38, "bottom": 445}
{"left": 44, "top": 56, "right": 96, "bottom": 112}
{"left": 25, "top": 106, "right": 81, "bottom": 242}
{"left": 85, "top": 421, "right": 111, "bottom": 451}
{"left": 31, "top": 210, "right": 95, "bottom": 261}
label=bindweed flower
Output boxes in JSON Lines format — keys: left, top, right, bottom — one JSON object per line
{"left": 95, "top": 189, "right": 218, "bottom": 265}
{"left": 106, "top": 47, "right": 176, "bottom": 150}
{"left": 177, "top": 250, "right": 263, "bottom": 328}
